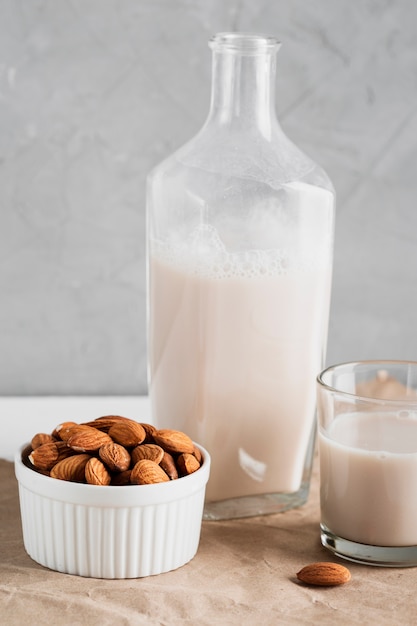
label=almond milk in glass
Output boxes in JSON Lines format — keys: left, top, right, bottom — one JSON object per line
{"left": 318, "top": 361, "right": 417, "bottom": 566}
{"left": 147, "top": 33, "right": 335, "bottom": 519}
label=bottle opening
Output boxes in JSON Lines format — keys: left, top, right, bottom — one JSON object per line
{"left": 209, "top": 32, "right": 281, "bottom": 54}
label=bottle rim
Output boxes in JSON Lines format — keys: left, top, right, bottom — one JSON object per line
{"left": 209, "top": 32, "right": 281, "bottom": 54}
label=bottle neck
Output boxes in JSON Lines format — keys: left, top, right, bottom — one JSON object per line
{"left": 206, "top": 33, "right": 280, "bottom": 139}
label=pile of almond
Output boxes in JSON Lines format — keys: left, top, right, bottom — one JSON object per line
{"left": 22, "top": 416, "right": 202, "bottom": 486}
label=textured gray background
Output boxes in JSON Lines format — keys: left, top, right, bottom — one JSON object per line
{"left": 1, "top": 0, "right": 416, "bottom": 395}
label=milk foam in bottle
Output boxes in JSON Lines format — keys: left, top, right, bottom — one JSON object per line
{"left": 146, "top": 32, "right": 335, "bottom": 519}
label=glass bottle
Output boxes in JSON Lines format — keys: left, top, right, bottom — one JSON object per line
{"left": 146, "top": 32, "right": 335, "bottom": 519}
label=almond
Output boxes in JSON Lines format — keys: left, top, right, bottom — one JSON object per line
{"left": 55, "top": 440, "right": 77, "bottom": 461}
{"left": 177, "top": 453, "right": 200, "bottom": 476}
{"left": 111, "top": 469, "right": 132, "bottom": 486}
{"left": 131, "top": 443, "right": 164, "bottom": 465}
{"left": 22, "top": 444, "right": 49, "bottom": 475}
{"left": 296, "top": 562, "right": 351, "bottom": 586}
{"left": 85, "top": 457, "right": 111, "bottom": 486}
{"left": 29, "top": 442, "right": 60, "bottom": 471}
{"left": 108, "top": 420, "right": 146, "bottom": 448}
{"left": 130, "top": 459, "right": 170, "bottom": 485}
{"left": 99, "top": 442, "right": 131, "bottom": 472}
{"left": 67, "top": 426, "right": 112, "bottom": 452}
{"left": 140, "top": 422, "right": 157, "bottom": 443}
{"left": 31, "top": 433, "right": 55, "bottom": 449}
{"left": 21, "top": 444, "right": 33, "bottom": 466}
{"left": 160, "top": 451, "right": 179, "bottom": 480}
{"left": 192, "top": 445, "right": 203, "bottom": 464}
{"left": 56, "top": 423, "right": 92, "bottom": 442}
{"left": 82, "top": 415, "right": 133, "bottom": 432}
{"left": 52, "top": 421, "right": 77, "bottom": 439}
{"left": 153, "top": 429, "right": 194, "bottom": 455}
{"left": 50, "top": 454, "right": 91, "bottom": 482}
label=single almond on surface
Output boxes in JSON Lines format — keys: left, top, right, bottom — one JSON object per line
{"left": 85, "top": 457, "right": 111, "bottom": 486}
{"left": 108, "top": 420, "right": 146, "bottom": 448}
{"left": 153, "top": 429, "right": 194, "bottom": 455}
{"left": 160, "top": 451, "right": 179, "bottom": 480}
{"left": 29, "top": 442, "right": 60, "bottom": 471}
{"left": 99, "top": 442, "right": 131, "bottom": 472}
{"left": 177, "top": 453, "right": 200, "bottom": 476}
{"left": 296, "top": 562, "right": 351, "bottom": 586}
{"left": 50, "top": 454, "right": 91, "bottom": 482}
{"left": 131, "top": 443, "right": 164, "bottom": 465}
{"left": 67, "top": 426, "right": 112, "bottom": 452}
{"left": 130, "top": 459, "right": 170, "bottom": 485}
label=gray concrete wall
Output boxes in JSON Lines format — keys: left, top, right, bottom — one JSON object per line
{"left": 1, "top": 0, "right": 416, "bottom": 395}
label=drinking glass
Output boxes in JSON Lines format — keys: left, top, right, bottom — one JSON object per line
{"left": 317, "top": 360, "right": 417, "bottom": 566}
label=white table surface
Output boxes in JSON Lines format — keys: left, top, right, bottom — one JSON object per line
{"left": 0, "top": 396, "right": 150, "bottom": 461}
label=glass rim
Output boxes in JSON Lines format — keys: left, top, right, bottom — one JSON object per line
{"left": 209, "top": 32, "right": 281, "bottom": 54}
{"left": 317, "top": 359, "right": 417, "bottom": 405}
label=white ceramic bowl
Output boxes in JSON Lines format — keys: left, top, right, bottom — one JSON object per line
{"left": 15, "top": 443, "right": 210, "bottom": 579}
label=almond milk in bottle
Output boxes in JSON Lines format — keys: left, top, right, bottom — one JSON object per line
{"left": 147, "top": 33, "right": 335, "bottom": 519}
